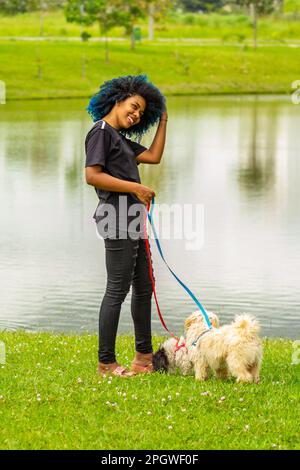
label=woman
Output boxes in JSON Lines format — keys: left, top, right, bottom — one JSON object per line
{"left": 85, "top": 75, "right": 167, "bottom": 377}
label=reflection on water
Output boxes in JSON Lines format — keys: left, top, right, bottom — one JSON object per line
{"left": 0, "top": 96, "right": 299, "bottom": 338}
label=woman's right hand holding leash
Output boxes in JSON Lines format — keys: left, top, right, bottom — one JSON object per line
{"left": 133, "top": 183, "right": 156, "bottom": 205}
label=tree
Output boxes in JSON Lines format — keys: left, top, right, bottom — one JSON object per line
{"left": 236, "top": 0, "right": 275, "bottom": 14}
{"left": 147, "top": 0, "right": 173, "bottom": 40}
{"left": 236, "top": 0, "right": 276, "bottom": 48}
{"left": 0, "top": 0, "right": 39, "bottom": 14}
{"left": 65, "top": 0, "right": 147, "bottom": 61}
{"left": 179, "top": 0, "right": 224, "bottom": 12}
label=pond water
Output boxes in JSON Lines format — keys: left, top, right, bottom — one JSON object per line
{"left": 0, "top": 95, "right": 299, "bottom": 339}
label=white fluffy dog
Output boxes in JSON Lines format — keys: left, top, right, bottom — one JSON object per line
{"left": 153, "top": 311, "right": 263, "bottom": 383}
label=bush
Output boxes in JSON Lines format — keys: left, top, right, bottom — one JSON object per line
{"left": 81, "top": 31, "right": 91, "bottom": 42}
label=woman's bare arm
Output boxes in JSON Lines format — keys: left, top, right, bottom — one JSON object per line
{"left": 136, "top": 110, "right": 168, "bottom": 165}
{"left": 85, "top": 165, "right": 155, "bottom": 205}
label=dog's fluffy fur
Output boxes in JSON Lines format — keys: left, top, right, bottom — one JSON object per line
{"left": 153, "top": 311, "right": 263, "bottom": 383}
{"left": 153, "top": 336, "right": 193, "bottom": 376}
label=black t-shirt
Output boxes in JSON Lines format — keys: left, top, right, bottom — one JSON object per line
{"left": 85, "top": 119, "right": 148, "bottom": 238}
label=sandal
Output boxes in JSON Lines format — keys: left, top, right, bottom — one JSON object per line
{"left": 98, "top": 363, "right": 135, "bottom": 378}
{"left": 131, "top": 361, "right": 153, "bottom": 374}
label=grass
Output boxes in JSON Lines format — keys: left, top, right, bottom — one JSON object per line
{"left": 0, "top": 331, "right": 299, "bottom": 450}
{"left": 1, "top": 10, "right": 300, "bottom": 42}
{"left": 0, "top": 40, "right": 299, "bottom": 100}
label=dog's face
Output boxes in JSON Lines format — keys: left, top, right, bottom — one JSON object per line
{"left": 185, "top": 310, "right": 219, "bottom": 332}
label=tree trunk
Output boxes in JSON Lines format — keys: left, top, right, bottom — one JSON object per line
{"left": 36, "top": 47, "right": 42, "bottom": 79}
{"left": 273, "top": 0, "right": 284, "bottom": 14}
{"left": 250, "top": 3, "right": 257, "bottom": 49}
{"left": 105, "top": 35, "right": 110, "bottom": 64}
{"left": 39, "top": 1, "right": 44, "bottom": 37}
{"left": 130, "top": 29, "right": 135, "bottom": 51}
{"left": 148, "top": 3, "right": 155, "bottom": 41}
{"left": 82, "top": 54, "right": 86, "bottom": 78}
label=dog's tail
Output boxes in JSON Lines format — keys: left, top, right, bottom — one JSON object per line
{"left": 152, "top": 347, "right": 169, "bottom": 373}
{"left": 233, "top": 314, "right": 260, "bottom": 335}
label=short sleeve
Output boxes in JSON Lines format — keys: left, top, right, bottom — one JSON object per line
{"left": 125, "top": 138, "right": 147, "bottom": 158}
{"left": 85, "top": 126, "right": 111, "bottom": 168}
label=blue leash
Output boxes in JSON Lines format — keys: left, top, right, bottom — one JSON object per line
{"left": 146, "top": 196, "right": 212, "bottom": 331}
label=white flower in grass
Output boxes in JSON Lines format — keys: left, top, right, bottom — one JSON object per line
{"left": 106, "top": 401, "right": 110, "bottom": 405}
{"left": 168, "top": 395, "right": 172, "bottom": 400}
{"left": 92, "top": 388, "right": 97, "bottom": 392}
{"left": 175, "top": 392, "right": 180, "bottom": 396}
{"left": 201, "top": 391, "right": 210, "bottom": 396}
{"left": 161, "top": 398, "right": 166, "bottom": 402}
{"left": 244, "top": 425, "right": 249, "bottom": 432}
{"left": 220, "top": 396, "right": 226, "bottom": 401}
{"left": 77, "top": 377, "right": 82, "bottom": 383}
{"left": 239, "top": 398, "right": 244, "bottom": 402}
{"left": 147, "top": 411, "right": 152, "bottom": 415}
{"left": 181, "top": 408, "right": 186, "bottom": 412}
{"left": 272, "top": 444, "right": 277, "bottom": 448}
{"left": 168, "top": 425, "right": 173, "bottom": 430}
{"left": 0, "top": 395, "right": 4, "bottom": 400}
{"left": 166, "top": 415, "right": 172, "bottom": 420}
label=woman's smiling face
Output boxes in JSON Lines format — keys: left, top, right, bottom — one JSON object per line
{"left": 117, "top": 95, "right": 146, "bottom": 129}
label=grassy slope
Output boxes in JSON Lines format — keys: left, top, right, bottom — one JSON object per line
{"left": 0, "top": 11, "right": 300, "bottom": 41}
{"left": 0, "top": 331, "right": 299, "bottom": 450}
{"left": 0, "top": 41, "right": 298, "bottom": 100}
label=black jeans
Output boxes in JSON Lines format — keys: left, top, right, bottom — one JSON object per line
{"left": 98, "top": 236, "right": 154, "bottom": 363}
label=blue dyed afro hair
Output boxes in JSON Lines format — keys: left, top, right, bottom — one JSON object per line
{"left": 86, "top": 74, "right": 166, "bottom": 140}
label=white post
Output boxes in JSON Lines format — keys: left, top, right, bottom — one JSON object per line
{"left": 0, "top": 81, "right": 6, "bottom": 104}
{"left": 0, "top": 341, "right": 5, "bottom": 364}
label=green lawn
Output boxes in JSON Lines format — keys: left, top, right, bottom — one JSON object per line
{"left": 0, "top": 332, "right": 299, "bottom": 450}
{"left": 1, "top": 10, "right": 300, "bottom": 42}
{"left": 0, "top": 40, "right": 299, "bottom": 100}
